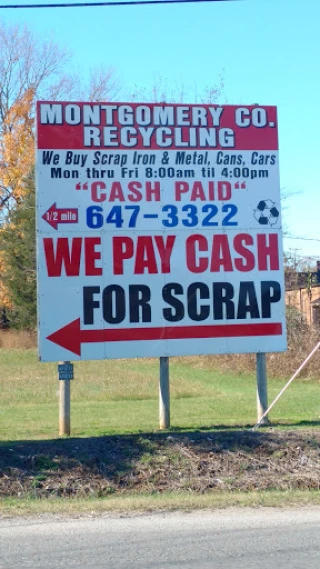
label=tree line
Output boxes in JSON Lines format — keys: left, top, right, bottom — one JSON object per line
{"left": 0, "top": 22, "right": 226, "bottom": 330}
{"left": 0, "top": 22, "right": 121, "bottom": 329}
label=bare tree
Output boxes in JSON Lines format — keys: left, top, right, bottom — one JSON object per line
{"left": 0, "top": 22, "right": 121, "bottom": 215}
{"left": 128, "top": 71, "right": 225, "bottom": 104}
{"left": 0, "top": 24, "right": 70, "bottom": 121}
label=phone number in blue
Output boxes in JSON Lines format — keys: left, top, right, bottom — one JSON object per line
{"left": 86, "top": 204, "right": 238, "bottom": 229}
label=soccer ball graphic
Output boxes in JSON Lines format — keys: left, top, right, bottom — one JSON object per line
{"left": 253, "top": 199, "right": 280, "bottom": 226}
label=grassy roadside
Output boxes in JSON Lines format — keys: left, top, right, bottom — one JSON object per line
{"left": 2, "top": 428, "right": 320, "bottom": 516}
{"left": 2, "top": 348, "right": 320, "bottom": 516}
{"left": 3, "top": 490, "right": 320, "bottom": 518}
{"left": 1, "top": 349, "right": 320, "bottom": 440}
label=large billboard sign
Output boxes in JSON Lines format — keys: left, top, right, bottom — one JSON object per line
{"left": 36, "top": 102, "right": 287, "bottom": 361}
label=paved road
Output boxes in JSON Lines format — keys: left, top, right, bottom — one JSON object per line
{"left": 1, "top": 508, "right": 320, "bottom": 568}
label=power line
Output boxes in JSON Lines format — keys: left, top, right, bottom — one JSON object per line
{"left": 286, "top": 236, "right": 320, "bottom": 243}
{"left": 0, "top": 0, "right": 238, "bottom": 8}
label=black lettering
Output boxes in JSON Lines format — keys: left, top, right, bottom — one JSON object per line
{"left": 175, "top": 151, "right": 186, "bottom": 164}
{"left": 93, "top": 151, "right": 101, "bottom": 165}
{"left": 213, "top": 282, "right": 235, "bottom": 319}
{"left": 103, "top": 285, "right": 125, "bottom": 324}
{"left": 216, "top": 151, "right": 223, "bottom": 164}
{"left": 129, "top": 285, "right": 151, "bottom": 322}
{"left": 162, "top": 283, "right": 184, "bottom": 322}
{"left": 51, "top": 167, "right": 62, "bottom": 178}
{"left": 261, "top": 281, "right": 281, "bottom": 318}
{"left": 187, "top": 282, "right": 210, "bottom": 321}
{"left": 83, "top": 286, "right": 100, "bottom": 325}
{"left": 42, "top": 151, "right": 56, "bottom": 165}
{"left": 237, "top": 281, "right": 260, "bottom": 319}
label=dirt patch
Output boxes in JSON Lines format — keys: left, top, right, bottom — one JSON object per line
{"left": 1, "top": 429, "right": 320, "bottom": 499}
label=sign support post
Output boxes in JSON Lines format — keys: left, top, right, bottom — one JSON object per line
{"left": 59, "top": 361, "right": 71, "bottom": 436}
{"left": 256, "top": 353, "right": 269, "bottom": 425}
{"left": 159, "top": 357, "right": 170, "bottom": 429}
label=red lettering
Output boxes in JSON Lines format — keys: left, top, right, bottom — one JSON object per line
{"left": 175, "top": 181, "right": 232, "bottom": 202}
{"left": 91, "top": 181, "right": 106, "bottom": 203}
{"left": 217, "top": 181, "right": 231, "bottom": 200}
{"left": 85, "top": 237, "right": 102, "bottom": 276}
{"left": 175, "top": 181, "right": 189, "bottom": 201}
{"left": 113, "top": 236, "right": 133, "bottom": 275}
{"left": 134, "top": 236, "right": 157, "bottom": 274}
{"left": 234, "top": 234, "right": 255, "bottom": 272}
{"left": 208, "top": 181, "right": 215, "bottom": 200}
{"left": 210, "top": 235, "right": 233, "bottom": 272}
{"left": 190, "top": 181, "right": 206, "bottom": 201}
{"left": 43, "top": 237, "right": 82, "bottom": 277}
{"left": 154, "top": 235, "right": 176, "bottom": 273}
{"left": 146, "top": 181, "right": 160, "bottom": 201}
{"left": 109, "top": 182, "right": 125, "bottom": 202}
{"left": 128, "top": 181, "right": 142, "bottom": 202}
{"left": 186, "top": 234, "right": 208, "bottom": 273}
{"left": 257, "top": 233, "right": 279, "bottom": 270}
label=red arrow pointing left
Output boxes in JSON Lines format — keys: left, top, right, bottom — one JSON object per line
{"left": 47, "top": 319, "right": 283, "bottom": 357}
{"left": 42, "top": 203, "right": 79, "bottom": 230}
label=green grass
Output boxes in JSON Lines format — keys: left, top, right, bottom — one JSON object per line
{"left": 1, "top": 349, "right": 320, "bottom": 441}
{"left": 3, "top": 490, "right": 320, "bottom": 518}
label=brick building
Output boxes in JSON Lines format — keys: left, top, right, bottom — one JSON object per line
{"left": 285, "top": 261, "right": 320, "bottom": 328}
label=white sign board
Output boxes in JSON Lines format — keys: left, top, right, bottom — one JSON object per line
{"left": 36, "top": 102, "right": 287, "bottom": 361}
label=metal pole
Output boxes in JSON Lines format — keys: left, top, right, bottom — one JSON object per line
{"left": 159, "top": 356, "right": 170, "bottom": 429}
{"left": 59, "top": 361, "right": 71, "bottom": 436}
{"left": 256, "top": 352, "right": 269, "bottom": 425}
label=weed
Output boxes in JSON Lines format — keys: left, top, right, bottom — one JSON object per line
{"left": 32, "top": 456, "right": 57, "bottom": 471}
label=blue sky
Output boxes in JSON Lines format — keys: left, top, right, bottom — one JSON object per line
{"left": 1, "top": 0, "right": 319, "bottom": 263}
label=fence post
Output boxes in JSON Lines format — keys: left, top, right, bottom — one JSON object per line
{"left": 59, "top": 361, "right": 71, "bottom": 436}
{"left": 256, "top": 352, "right": 269, "bottom": 425}
{"left": 159, "top": 356, "right": 170, "bottom": 429}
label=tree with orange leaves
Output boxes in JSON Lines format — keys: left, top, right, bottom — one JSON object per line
{"left": 0, "top": 89, "right": 35, "bottom": 214}
{"left": 0, "top": 171, "right": 36, "bottom": 329}
{"left": 0, "top": 89, "right": 36, "bottom": 322}
{"left": 0, "top": 23, "right": 120, "bottom": 326}
{"left": 0, "top": 23, "right": 119, "bottom": 217}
